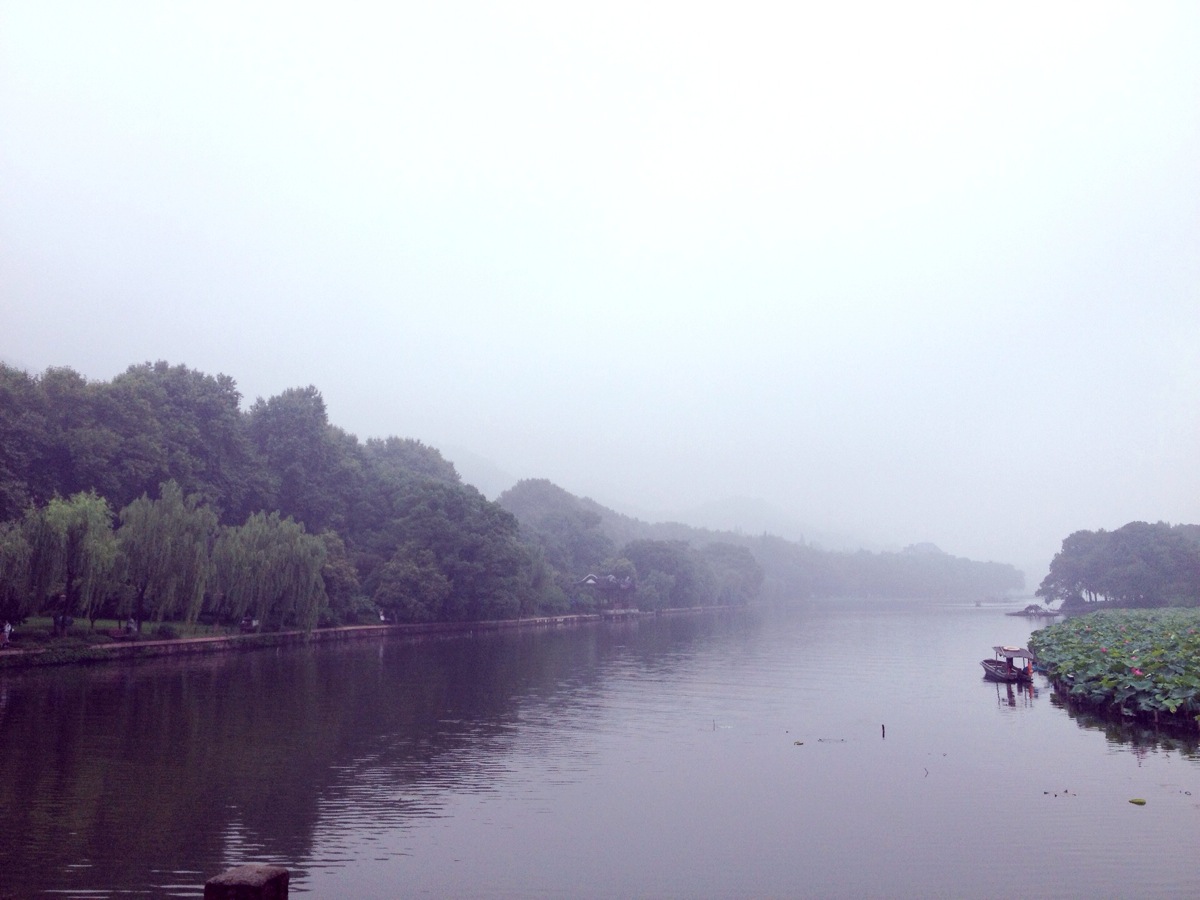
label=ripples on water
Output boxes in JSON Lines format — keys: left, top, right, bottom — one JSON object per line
{"left": 2, "top": 600, "right": 1198, "bottom": 898}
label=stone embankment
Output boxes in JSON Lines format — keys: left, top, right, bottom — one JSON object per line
{"left": 0, "top": 606, "right": 733, "bottom": 669}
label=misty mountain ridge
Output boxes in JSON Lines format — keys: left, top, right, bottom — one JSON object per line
{"left": 498, "top": 478, "right": 955, "bottom": 564}
{"left": 658, "top": 496, "right": 883, "bottom": 553}
{"left": 439, "top": 444, "right": 517, "bottom": 500}
{"left": 496, "top": 478, "right": 1026, "bottom": 601}
{"left": 446, "top": 450, "right": 886, "bottom": 556}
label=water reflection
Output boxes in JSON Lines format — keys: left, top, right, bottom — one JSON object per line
{"left": 2, "top": 604, "right": 1199, "bottom": 898}
{"left": 0, "top": 633, "right": 540, "bottom": 895}
{"left": 992, "top": 678, "right": 1040, "bottom": 709}
{"left": 0, "top": 617, "right": 736, "bottom": 897}
{"left": 1048, "top": 692, "right": 1200, "bottom": 759}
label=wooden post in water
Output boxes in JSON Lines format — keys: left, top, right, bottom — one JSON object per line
{"left": 204, "top": 864, "right": 289, "bottom": 899}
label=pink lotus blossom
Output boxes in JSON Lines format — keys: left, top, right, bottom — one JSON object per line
{"left": 1132, "top": 668, "right": 1144, "bottom": 676}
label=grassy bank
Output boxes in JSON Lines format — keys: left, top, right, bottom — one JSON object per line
{"left": 14, "top": 616, "right": 229, "bottom": 642}
{"left": 1030, "top": 609, "right": 1200, "bottom": 731}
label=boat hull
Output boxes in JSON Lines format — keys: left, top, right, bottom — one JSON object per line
{"left": 981, "top": 659, "right": 1032, "bottom": 683}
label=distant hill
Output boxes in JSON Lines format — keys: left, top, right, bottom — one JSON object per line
{"left": 658, "top": 495, "right": 877, "bottom": 552}
{"left": 498, "top": 478, "right": 1025, "bottom": 602}
{"left": 441, "top": 445, "right": 518, "bottom": 500}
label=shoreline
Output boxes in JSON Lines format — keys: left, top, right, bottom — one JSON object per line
{"left": 1042, "top": 674, "right": 1200, "bottom": 735}
{"left": 0, "top": 605, "right": 734, "bottom": 670}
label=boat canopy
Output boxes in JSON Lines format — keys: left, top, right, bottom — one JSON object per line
{"left": 993, "top": 646, "right": 1036, "bottom": 661}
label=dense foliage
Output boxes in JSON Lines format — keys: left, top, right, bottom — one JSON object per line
{"left": 1030, "top": 610, "right": 1200, "bottom": 725}
{"left": 0, "top": 362, "right": 548, "bottom": 630}
{"left": 117, "top": 480, "right": 216, "bottom": 627}
{"left": 1037, "top": 522, "right": 1200, "bottom": 609}
{"left": 0, "top": 362, "right": 1027, "bottom": 632}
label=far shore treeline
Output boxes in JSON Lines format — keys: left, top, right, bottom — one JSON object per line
{"left": 1036, "top": 522, "right": 1200, "bottom": 610}
{"left": 0, "top": 361, "right": 1024, "bottom": 633}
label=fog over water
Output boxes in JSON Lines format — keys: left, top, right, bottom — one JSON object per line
{"left": 2, "top": 4, "right": 1198, "bottom": 577}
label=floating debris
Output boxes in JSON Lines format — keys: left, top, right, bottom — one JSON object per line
{"left": 1129, "top": 798, "right": 1147, "bottom": 806}
{"left": 793, "top": 740, "right": 804, "bottom": 746}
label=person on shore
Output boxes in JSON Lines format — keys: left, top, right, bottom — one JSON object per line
{"left": 2, "top": 620, "right": 10, "bottom": 647}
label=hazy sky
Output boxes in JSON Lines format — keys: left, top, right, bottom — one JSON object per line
{"left": 2, "top": 3, "right": 1198, "bottom": 577}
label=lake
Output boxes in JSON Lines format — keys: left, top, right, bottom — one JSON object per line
{"left": 1, "top": 598, "right": 1198, "bottom": 898}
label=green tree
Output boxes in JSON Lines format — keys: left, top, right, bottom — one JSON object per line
{"left": 362, "top": 436, "right": 459, "bottom": 486}
{"left": 373, "top": 543, "right": 451, "bottom": 623}
{"left": 1038, "top": 523, "right": 1200, "bottom": 609}
{"left": 0, "top": 364, "right": 50, "bottom": 520}
{"left": 38, "top": 368, "right": 119, "bottom": 503}
{"left": 700, "top": 542, "right": 764, "bottom": 605}
{"left": 246, "top": 386, "right": 362, "bottom": 533}
{"left": 1100, "top": 522, "right": 1200, "bottom": 607}
{"left": 0, "top": 520, "right": 34, "bottom": 622}
{"left": 637, "top": 570, "right": 676, "bottom": 610}
{"left": 623, "top": 539, "right": 715, "bottom": 609}
{"left": 1038, "top": 529, "right": 1109, "bottom": 607}
{"left": 116, "top": 480, "right": 217, "bottom": 631}
{"left": 497, "top": 479, "right": 615, "bottom": 586}
{"left": 373, "top": 480, "right": 530, "bottom": 621}
{"left": 317, "top": 530, "right": 365, "bottom": 625}
{"left": 0, "top": 362, "right": 273, "bottom": 525}
{"left": 41, "top": 491, "right": 118, "bottom": 623}
{"left": 521, "top": 542, "right": 569, "bottom": 614}
{"left": 110, "top": 361, "right": 271, "bottom": 522}
{"left": 19, "top": 503, "right": 61, "bottom": 614}
{"left": 211, "top": 511, "right": 328, "bottom": 633}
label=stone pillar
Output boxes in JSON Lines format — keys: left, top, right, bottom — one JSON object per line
{"left": 204, "top": 864, "right": 289, "bottom": 899}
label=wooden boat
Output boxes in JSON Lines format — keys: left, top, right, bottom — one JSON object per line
{"left": 981, "top": 645, "right": 1035, "bottom": 683}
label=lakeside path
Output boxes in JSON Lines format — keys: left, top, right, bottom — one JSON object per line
{"left": 0, "top": 606, "right": 724, "bottom": 670}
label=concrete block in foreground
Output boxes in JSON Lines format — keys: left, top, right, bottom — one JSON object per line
{"left": 204, "top": 864, "right": 289, "bottom": 899}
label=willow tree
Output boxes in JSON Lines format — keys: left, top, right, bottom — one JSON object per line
{"left": 19, "top": 503, "right": 61, "bottom": 614}
{"left": 0, "top": 520, "right": 33, "bottom": 622}
{"left": 41, "top": 490, "right": 117, "bottom": 622}
{"left": 117, "top": 480, "right": 217, "bottom": 631}
{"left": 211, "top": 511, "right": 327, "bottom": 633}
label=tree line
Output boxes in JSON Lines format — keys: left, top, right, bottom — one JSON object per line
{"left": 0, "top": 361, "right": 1025, "bottom": 634}
{"left": 0, "top": 362, "right": 765, "bottom": 633}
{"left": 0, "top": 484, "right": 330, "bottom": 632}
{"left": 0, "top": 362, "right": 548, "bottom": 631}
{"left": 1036, "top": 521, "right": 1200, "bottom": 609}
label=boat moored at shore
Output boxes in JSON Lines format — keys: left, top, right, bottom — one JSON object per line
{"left": 981, "top": 645, "right": 1036, "bottom": 682}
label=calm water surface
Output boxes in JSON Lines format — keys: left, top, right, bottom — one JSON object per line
{"left": 1, "top": 599, "right": 1198, "bottom": 898}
